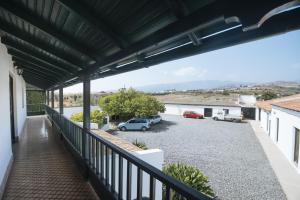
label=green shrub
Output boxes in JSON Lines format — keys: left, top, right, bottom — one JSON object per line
{"left": 70, "top": 110, "right": 105, "bottom": 126}
{"left": 132, "top": 139, "right": 148, "bottom": 150}
{"left": 163, "top": 163, "right": 214, "bottom": 199}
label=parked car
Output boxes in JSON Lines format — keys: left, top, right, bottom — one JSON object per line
{"left": 212, "top": 110, "right": 243, "bottom": 122}
{"left": 148, "top": 115, "right": 162, "bottom": 125}
{"left": 118, "top": 118, "right": 150, "bottom": 131}
{"left": 183, "top": 111, "right": 204, "bottom": 119}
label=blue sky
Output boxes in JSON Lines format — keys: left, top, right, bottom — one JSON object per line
{"left": 63, "top": 29, "right": 300, "bottom": 93}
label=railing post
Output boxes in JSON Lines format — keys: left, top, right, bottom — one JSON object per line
{"left": 46, "top": 90, "right": 49, "bottom": 106}
{"left": 82, "top": 75, "right": 90, "bottom": 178}
{"left": 51, "top": 90, "right": 54, "bottom": 108}
{"left": 59, "top": 86, "right": 64, "bottom": 139}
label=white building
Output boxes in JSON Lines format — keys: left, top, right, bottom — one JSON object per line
{"left": 256, "top": 94, "right": 300, "bottom": 173}
{"left": 0, "top": 42, "right": 27, "bottom": 197}
{"left": 164, "top": 103, "right": 242, "bottom": 117}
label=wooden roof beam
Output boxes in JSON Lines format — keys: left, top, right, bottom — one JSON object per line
{"left": 56, "top": 0, "right": 128, "bottom": 49}
{"left": 0, "top": 19, "right": 85, "bottom": 67}
{"left": 0, "top": 1, "right": 95, "bottom": 62}
{"left": 2, "top": 37, "right": 81, "bottom": 72}
{"left": 7, "top": 48, "right": 73, "bottom": 75}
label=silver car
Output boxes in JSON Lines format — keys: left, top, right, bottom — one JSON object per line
{"left": 118, "top": 118, "right": 150, "bottom": 131}
{"left": 148, "top": 115, "right": 162, "bottom": 125}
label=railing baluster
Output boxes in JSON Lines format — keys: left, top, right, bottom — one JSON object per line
{"left": 88, "top": 134, "right": 91, "bottom": 166}
{"left": 101, "top": 143, "right": 104, "bottom": 179}
{"left": 137, "top": 168, "right": 143, "bottom": 200}
{"left": 166, "top": 185, "right": 171, "bottom": 200}
{"left": 126, "top": 162, "right": 132, "bottom": 200}
{"left": 96, "top": 141, "right": 99, "bottom": 175}
{"left": 149, "top": 176, "right": 156, "bottom": 200}
{"left": 92, "top": 137, "right": 95, "bottom": 169}
{"left": 111, "top": 151, "right": 116, "bottom": 192}
{"left": 106, "top": 146, "right": 110, "bottom": 186}
{"left": 118, "top": 155, "right": 123, "bottom": 200}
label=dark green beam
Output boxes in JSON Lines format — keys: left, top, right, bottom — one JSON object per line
{"left": 0, "top": 19, "right": 86, "bottom": 66}
{"left": 7, "top": 48, "right": 72, "bottom": 75}
{"left": 0, "top": 1, "right": 95, "bottom": 62}
{"left": 12, "top": 57, "right": 66, "bottom": 78}
{"left": 21, "top": 68, "right": 58, "bottom": 84}
{"left": 14, "top": 62, "right": 61, "bottom": 81}
{"left": 23, "top": 73, "right": 52, "bottom": 89}
{"left": 57, "top": 0, "right": 127, "bottom": 49}
{"left": 2, "top": 37, "right": 81, "bottom": 72}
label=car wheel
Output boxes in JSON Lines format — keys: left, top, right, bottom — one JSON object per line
{"left": 120, "top": 126, "right": 127, "bottom": 131}
{"left": 213, "top": 117, "right": 218, "bottom": 121}
{"left": 141, "top": 126, "right": 147, "bottom": 131}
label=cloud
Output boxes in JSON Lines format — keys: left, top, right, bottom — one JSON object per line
{"left": 173, "top": 66, "right": 207, "bottom": 78}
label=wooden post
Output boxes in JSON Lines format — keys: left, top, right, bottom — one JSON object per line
{"left": 59, "top": 86, "right": 63, "bottom": 115}
{"left": 51, "top": 90, "right": 54, "bottom": 108}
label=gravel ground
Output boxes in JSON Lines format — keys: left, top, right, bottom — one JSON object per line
{"left": 113, "top": 114, "right": 286, "bottom": 200}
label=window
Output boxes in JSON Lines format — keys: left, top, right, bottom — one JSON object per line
{"left": 129, "top": 120, "right": 136, "bottom": 123}
{"left": 223, "top": 109, "right": 229, "bottom": 114}
{"left": 294, "top": 128, "right": 300, "bottom": 166}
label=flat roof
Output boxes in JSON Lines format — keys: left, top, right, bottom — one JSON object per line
{"left": 272, "top": 99, "right": 300, "bottom": 112}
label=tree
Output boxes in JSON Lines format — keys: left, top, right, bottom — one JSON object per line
{"left": 70, "top": 110, "right": 105, "bottom": 125}
{"left": 99, "top": 88, "right": 165, "bottom": 120}
{"left": 261, "top": 90, "right": 277, "bottom": 100}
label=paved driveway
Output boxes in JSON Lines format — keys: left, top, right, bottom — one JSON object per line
{"left": 114, "top": 114, "right": 286, "bottom": 200}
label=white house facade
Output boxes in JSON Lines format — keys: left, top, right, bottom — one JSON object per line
{"left": 0, "top": 41, "right": 27, "bottom": 197}
{"left": 256, "top": 94, "right": 300, "bottom": 173}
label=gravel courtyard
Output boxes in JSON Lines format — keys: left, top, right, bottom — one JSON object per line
{"left": 114, "top": 114, "right": 286, "bottom": 200}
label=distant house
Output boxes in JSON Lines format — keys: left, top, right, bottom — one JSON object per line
{"left": 256, "top": 94, "right": 300, "bottom": 173}
{"left": 162, "top": 94, "right": 256, "bottom": 119}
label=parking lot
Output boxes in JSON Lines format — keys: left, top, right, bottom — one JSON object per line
{"left": 114, "top": 114, "right": 286, "bottom": 200}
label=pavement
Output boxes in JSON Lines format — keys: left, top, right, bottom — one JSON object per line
{"left": 249, "top": 120, "right": 300, "bottom": 200}
{"left": 113, "top": 114, "right": 286, "bottom": 200}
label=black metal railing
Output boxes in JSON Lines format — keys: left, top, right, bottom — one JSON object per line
{"left": 27, "top": 103, "right": 45, "bottom": 116}
{"left": 45, "top": 105, "right": 213, "bottom": 200}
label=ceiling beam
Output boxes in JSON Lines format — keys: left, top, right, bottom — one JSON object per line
{"left": 19, "top": 67, "right": 59, "bottom": 84}
{"left": 23, "top": 73, "right": 54, "bottom": 89}
{"left": 7, "top": 48, "right": 73, "bottom": 75}
{"left": 2, "top": 37, "right": 81, "bottom": 72}
{"left": 12, "top": 57, "right": 66, "bottom": 78}
{"left": 56, "top": 0, "right": 128, "bottom": 49}
{"left": 0, "top": 19, "right": 86, "bottom": 66}
{"left": 0, "top": 1, "right": 95, "bottom": 62}
{"left": 14, "top": 62, "right": 62, "bottom": 81}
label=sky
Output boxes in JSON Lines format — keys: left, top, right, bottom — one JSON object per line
{"left": 63, "top": 29, "right": 300, "bottom": 94}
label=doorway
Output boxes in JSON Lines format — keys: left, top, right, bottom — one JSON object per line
{"left": 204, "top": 108, "right": 212, "bottom": 117}
{"left": 9, "top": 75, "right": 16, "bottom": 143}
{"left": 294, "top": 128, "right": 300, "bottom": 166}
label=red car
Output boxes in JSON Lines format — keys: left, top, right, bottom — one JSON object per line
{"left": 183, "top": 111, "right": 204, "bottom": 119}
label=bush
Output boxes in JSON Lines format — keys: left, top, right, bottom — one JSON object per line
{"left": 163, "top": 163, "right": 214, "bottom": 199}
{"left": 261, "top": 90, "right": 277, "bottom": 100}
{"left": 132, "top": 139, "right": 148, "bottom": 150}
{"left": 70, "top": 110, "right": 105, "bottom": 126}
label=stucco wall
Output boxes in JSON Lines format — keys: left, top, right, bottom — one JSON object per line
{"left": 164, "top": 104, "right": 241, "bottom": 116}
{"left": 270, "top": 106, "right": 300, "bottom": 173}
{"left": 0, "top": 41, "right": 27, "bottom": 189}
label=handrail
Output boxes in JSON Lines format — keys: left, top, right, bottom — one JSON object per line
{"left": 45, "top": 105, "right": 214, "bottom": 200}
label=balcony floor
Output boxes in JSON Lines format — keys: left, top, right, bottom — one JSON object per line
{"left": 3, "top": 116, "right": 99, "bottom": 200}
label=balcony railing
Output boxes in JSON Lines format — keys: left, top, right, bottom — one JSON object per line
{"left": 45, "top": 105, "right": 213, "bottom": 200}
{"left": 27, "top": 103, "right": 45, "bottom": 116}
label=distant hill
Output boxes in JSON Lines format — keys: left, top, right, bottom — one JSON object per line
{"left": 135, "top": 80, "right": 253, "bottom": 92}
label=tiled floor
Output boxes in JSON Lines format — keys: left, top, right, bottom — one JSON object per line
{"left": 3, "top": 116, "right": 99, "bottom": 200}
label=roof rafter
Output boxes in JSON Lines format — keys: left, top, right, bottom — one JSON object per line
{"left": 56, "top": 0, "right": 128, "bottom": 49}
{"left": 0, "top": 1, "right": 95, "bottom": 62}
{"left": 12, "top": 57, "right": 66, "bottom": 78}
{"left": 20, "top": 67, "right": 59, "bottom": 83}
{"left": 14, "top": 62, "right": 62, "bottom": 81}
{"left": 2, "top": 37, "right": 81, "bottom": 72}
{"left": 7, "top": 48, "right": 73, "bottom": 75}
{"left": 0, "top": 19, "right": 85, "bottom": 67}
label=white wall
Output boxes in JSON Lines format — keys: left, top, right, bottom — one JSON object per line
{"left": 0, "top": 40, "right": 27, "bottom": 189}
{"left": 164, "top": 104, "right": 241, "bottom": 116}
{"left": 269, "top": 106, "right": 300, "bottom": 173}
{"left": 259, "top": 109, "right": 270, "bottom": 133}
